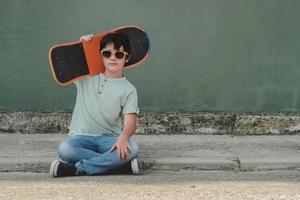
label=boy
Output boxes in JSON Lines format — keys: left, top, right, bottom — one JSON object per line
{"left": 50, "top": 32, "right": 140, "bottom": 177}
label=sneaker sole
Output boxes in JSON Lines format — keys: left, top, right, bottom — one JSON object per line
{"left": 49, "top": 160, "right": 60, "bottom": 177}
{"left": 131, "top": 159, "right": 139, "bottom": 175}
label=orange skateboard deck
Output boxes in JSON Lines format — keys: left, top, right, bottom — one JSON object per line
{"left": 49, "top": 25, "right": 150, "bottom": 85}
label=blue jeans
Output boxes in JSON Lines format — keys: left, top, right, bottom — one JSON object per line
{"left": 58, "top": 134, "right": 139, "bottom": 175}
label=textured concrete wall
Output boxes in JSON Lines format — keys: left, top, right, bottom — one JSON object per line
{"left": 1, "top": 112, "right": 300, "bottom": 135}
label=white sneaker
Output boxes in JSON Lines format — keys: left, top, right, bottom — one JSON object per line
{"left": 113, "top": 158, "right": 140, "bottom": 175}
{"left": 130, "top": 158, "right": 139, "bottom": 175}
{"left": 49, "top": 160, "right": 77, "bottom": 177}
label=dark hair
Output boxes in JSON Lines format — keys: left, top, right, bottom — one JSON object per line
{"left": 100, "top": 33, "right": 131, "bottom": 55}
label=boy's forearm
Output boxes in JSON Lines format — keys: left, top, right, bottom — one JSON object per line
{"left": 120, "top": 113, "right": 137, "bottom": 140}
{"left": 121, "top": 126, "right": 136, "bottom": 140}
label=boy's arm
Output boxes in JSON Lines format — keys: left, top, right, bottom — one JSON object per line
{"left": 110, "top": 113, "right": 137, "bottom": 160}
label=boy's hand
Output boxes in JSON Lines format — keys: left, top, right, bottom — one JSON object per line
{"left": 80, "top": 34, "right": 93, "bottom": 42}
{"left": 110, "top": 135, "right": 132, "bottom": 160}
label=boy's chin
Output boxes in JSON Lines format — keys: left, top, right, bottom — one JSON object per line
{"left": 105, "top": 67, "right": 123, "bottom": 74}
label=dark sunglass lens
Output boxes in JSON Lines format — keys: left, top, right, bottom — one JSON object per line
{"left": 102, "top": 51, "right": 111, "bottom": 58}
{"left": 115, "top": 52, "right": 125, "bottom": 59}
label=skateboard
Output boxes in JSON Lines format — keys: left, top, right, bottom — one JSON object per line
{"left": 48, "top": 25, "right": 150, "bottom": 85}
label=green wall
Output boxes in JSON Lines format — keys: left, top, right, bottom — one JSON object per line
{"left": 1, "top": 0, "right": 300, "bottom": 113}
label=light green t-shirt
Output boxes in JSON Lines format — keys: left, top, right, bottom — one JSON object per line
{"left": 68, "top": 73, "right": 139, "bottom": 136}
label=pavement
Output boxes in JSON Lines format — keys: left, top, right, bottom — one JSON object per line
{"left": 0, "top": 134, "right": 300, "bottom": 173}
{"left": 1, "top": 171, "right": 300, "bottom": 200}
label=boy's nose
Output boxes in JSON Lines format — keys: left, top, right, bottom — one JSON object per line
{"left": 110, "top": 54, "right": 116, "bottom": 60}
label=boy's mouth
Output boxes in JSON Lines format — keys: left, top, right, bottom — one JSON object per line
{"left": 108, "top": 63, "right": 118, "bottom": 66}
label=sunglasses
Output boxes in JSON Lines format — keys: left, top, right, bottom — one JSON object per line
{"left": 100, "top": 50, "right": 129, "bottom": 59}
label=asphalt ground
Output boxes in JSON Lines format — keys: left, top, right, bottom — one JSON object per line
{"left": 0, "top": 170, "right": 299, "bottom": 200}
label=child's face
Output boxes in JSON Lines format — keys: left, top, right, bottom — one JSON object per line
{"left": 101, "top": 43, "right": 128, "bottom": 74}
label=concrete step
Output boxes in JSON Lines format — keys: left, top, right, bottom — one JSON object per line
{"left": 0, "top": 134, "right": 299, "bottom": 173}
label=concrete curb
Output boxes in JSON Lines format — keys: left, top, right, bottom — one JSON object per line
{"left": 1, "top": 158, "right": 299, "bottom": 173}
{"left": 0, "top": 134, "right": 299, "bottom": 173}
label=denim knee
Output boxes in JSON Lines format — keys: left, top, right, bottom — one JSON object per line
{"left": 58, "top": 140, "right": 77, "bottom": 163}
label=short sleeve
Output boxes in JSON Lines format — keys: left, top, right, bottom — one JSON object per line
{"left": 73, "top": 76, "right": 88, "bottom": 88}
{"left": 74, "top": 78, "right": 83, "bottom": 87}
{"left": 74, "top": 80, "right": 79, "bottom": 87}
{"left": 122, "top": 89, "right": 139, "bottom": 115}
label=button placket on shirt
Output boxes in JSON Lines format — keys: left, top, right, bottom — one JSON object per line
{"left": 98, "top": 76, "right": 107, "bottom": 94}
